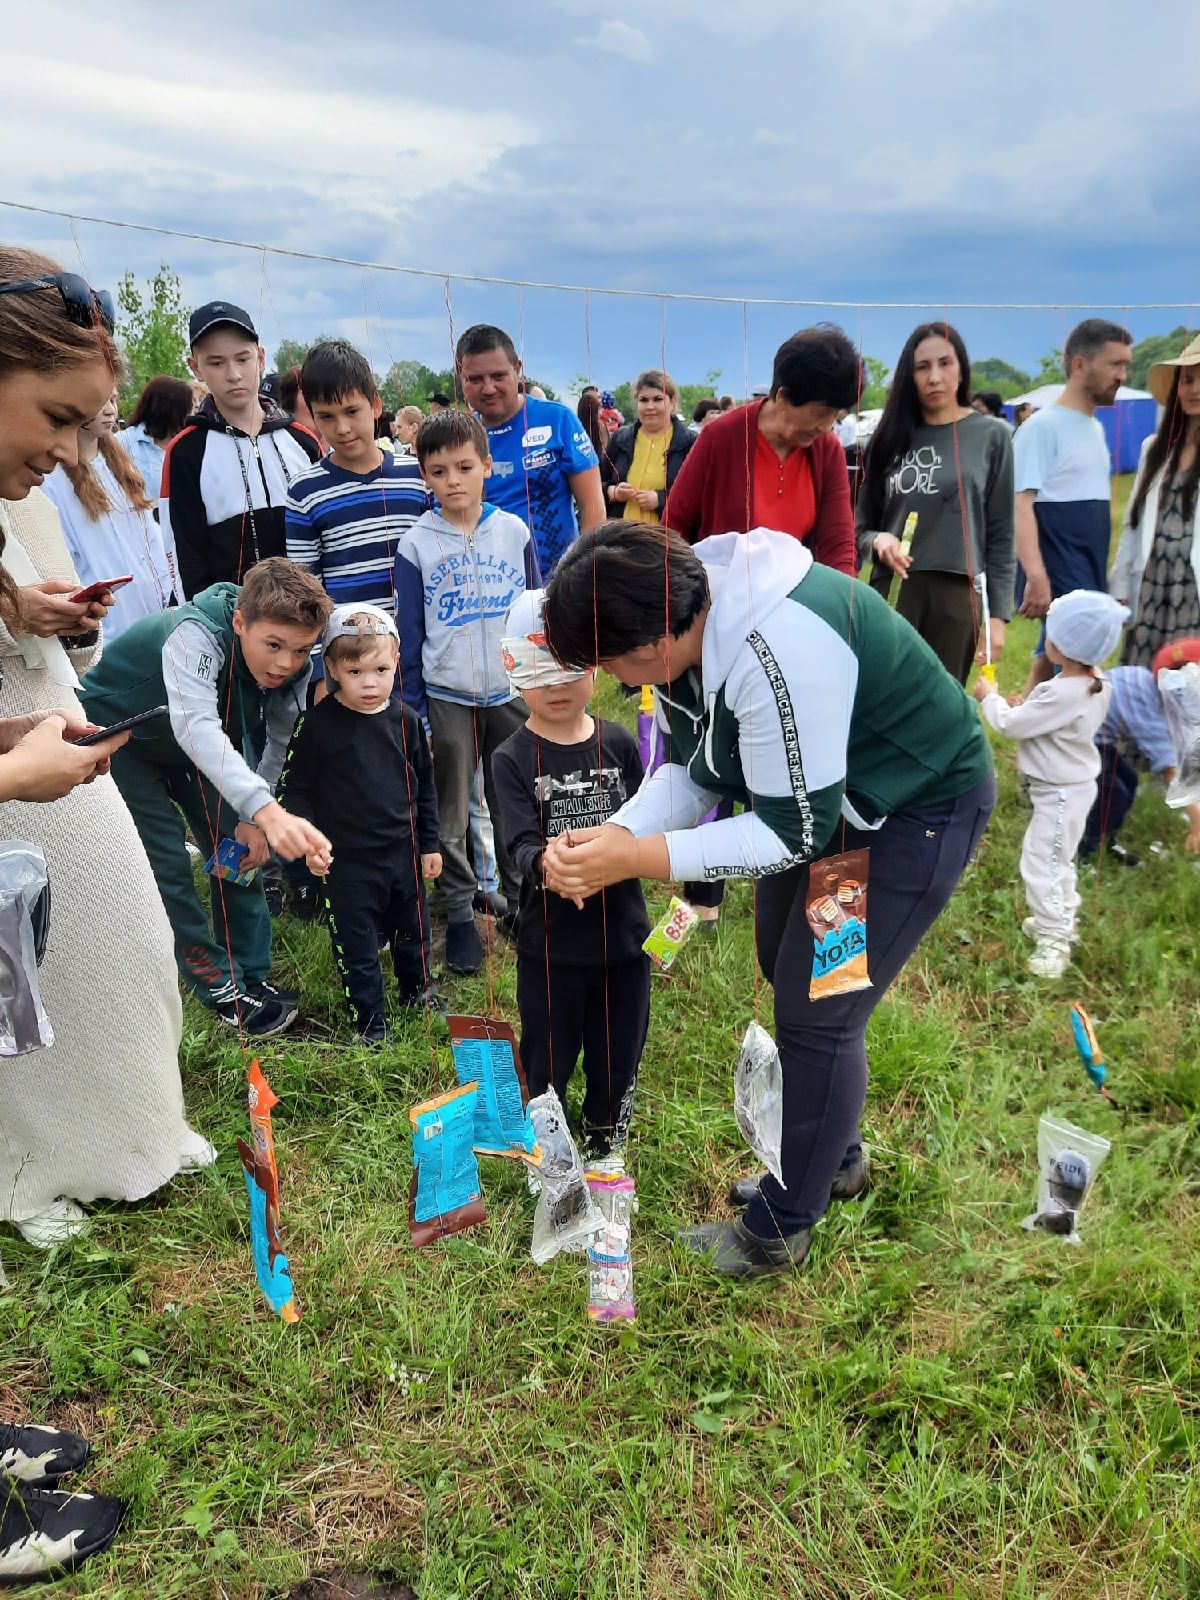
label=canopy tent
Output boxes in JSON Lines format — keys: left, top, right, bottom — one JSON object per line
{"left": 1004, "top": 385, "right": 1158, "bottom": 474}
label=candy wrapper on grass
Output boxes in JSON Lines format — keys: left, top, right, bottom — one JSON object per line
{"left": 448, "top": 1014, "right": 537, "bottom": 1160}
{"left": 409, "top": 1084, "right": 487, "bottom": 1246}
{"left": 806, "top": 849, "right": 871, "bottom": 1000}
{"left": 586, "top": 1171, "right": 637, "bottom": 1324}
{"left": 1021, "top": 1113, "right": 1110, "bottom": 1244}
{"left": 527, "top": 1090, "right": 603, "bottom": 1263}
{"left": 734, "top": 1020, "right": 785, "bottom": 1185}
{"left": 643, "top": 895, "right": 699, "bottom": 973}
{"left": 242, "top": 1059, "right": 299, "bottom": 1322}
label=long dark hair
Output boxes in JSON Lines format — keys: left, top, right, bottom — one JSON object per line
{"left": 576, "top": 389, "right": 609, "bottom": 459}
{"left": 128, "top": 375, "right": 193, "bottom": 443}
{"left": 1129, "top": 369, "right": 1200, "bottom": 528}
{"left": 859, "top": 322, "right": 972, "bottom": 527}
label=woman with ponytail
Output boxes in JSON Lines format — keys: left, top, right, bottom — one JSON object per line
{"left": 43, "top": 386, "right": 177, "bottom": 635}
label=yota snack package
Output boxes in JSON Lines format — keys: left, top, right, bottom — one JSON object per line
{"left": 586, "top": 1170, "right": 637, "bottom": 1323}
{"left": 1021, "top": 1114, "right": 1111, "bottom": 1244}
{"left": 734, "top": 1020, "right": 785, "bottom": 1185}
{"left": 448, "top": 1014, "right": 538, "bottom": 1160}
{"left": 806, "top": 849, "right": 871, "bottom": 1000}
{"left": 527, "top": 1090, "right": 603, "bottom": 1264}
{"left": 643, "top": 895, "right": 699, "bottom": 973}
{"left": 409, "top": 1084, "right": 487, "bottom": 1246}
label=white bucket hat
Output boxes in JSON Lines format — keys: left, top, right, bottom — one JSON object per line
{"left": 1045, "top": 590, "right": 1129, "bottom": 666}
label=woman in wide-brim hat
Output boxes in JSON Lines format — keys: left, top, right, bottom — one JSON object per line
{"left": 1110, "top": 334, "right": 1200, "bottom": 665}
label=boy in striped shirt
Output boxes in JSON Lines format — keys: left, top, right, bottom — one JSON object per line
{"left": 286, "top": 339, "right": 430, "bottom": 694}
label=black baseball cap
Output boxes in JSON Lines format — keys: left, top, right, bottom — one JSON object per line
{"left": 189, "top": 301, "right": 259, "bottom": 347}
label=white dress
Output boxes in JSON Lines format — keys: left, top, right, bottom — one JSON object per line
{"left": 0, "top": 491, "right": 199, "bottom": 1221}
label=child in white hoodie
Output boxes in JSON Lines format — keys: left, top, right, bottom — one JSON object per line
{"left": 394, "top": 410, "right": 537, "bottom": 975}
{"left": 974, "top": 590, "right": 1129, "bottom": 978}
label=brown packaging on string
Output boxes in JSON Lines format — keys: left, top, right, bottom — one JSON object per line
{"left": 805, "top": 848, "right": 871, "bottom": 999}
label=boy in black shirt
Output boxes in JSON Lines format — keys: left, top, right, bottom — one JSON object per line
{"left": 281, "top": 604, "right": 444, "bottom": 1041}
{"left": 492, "top": 591, "right": 650, "bottom": 1155}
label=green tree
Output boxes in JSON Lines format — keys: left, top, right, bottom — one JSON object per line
{"left": 271, "top": 335, "right": 339, "bottom": 375}
{"left": 1034, "top": 348, "right": 1064, "bottom": 385}
{"left": 972, "top": 357, "right": 1031, "bottom": 398}
{"left": 116, "top": 266, "right": 189, "bottom": 409}
{"left": 1129, "top": 325, "right": 1193, "bottom": 390}
{"left": 860, "top": 356, "right": 890, "bottom": 409}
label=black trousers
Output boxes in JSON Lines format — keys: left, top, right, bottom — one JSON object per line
{"left": 517, "top": 954, "right": 650, "bottom": 1150}
{"left": 323, "top": 850, "right": 431, "bottom": 1029}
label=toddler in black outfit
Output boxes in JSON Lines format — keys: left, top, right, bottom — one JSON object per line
{"left": 492, "top": 590, "right": 650, "bottom": 1155}
{"left": 281, "top": 603, "right": 444, "bottom": 1042}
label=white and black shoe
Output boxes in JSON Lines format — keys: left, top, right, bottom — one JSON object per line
{"left": 0, "top": 1424, "right": 88, "bottom": 1487}
{"left": 244, "top": 978, "right": 300, "bottom": 1012}
{"left": 214, "top": 991, "right": 298, "bottom": 1038}
{"left": 0, "top": 1482, "right": 123, "bottom": 1584}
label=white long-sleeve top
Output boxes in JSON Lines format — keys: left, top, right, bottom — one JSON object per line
{"left": 979, "top": 674, "right": 1111, "bottom": 785}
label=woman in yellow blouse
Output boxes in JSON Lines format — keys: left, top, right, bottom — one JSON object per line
{"left": 605, "top": 370, "right": 696, "bottom": 525}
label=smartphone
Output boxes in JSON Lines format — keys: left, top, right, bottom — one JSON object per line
{"left": 75, "top": 705, "right": 170, "bottom": 747}
{"left": 69, "top": 575, "right": 134, "bottom": 605}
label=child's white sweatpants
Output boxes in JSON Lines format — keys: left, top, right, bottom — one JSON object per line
{"left": 1021, "top": 778, "right": 1097, "bottom": 942}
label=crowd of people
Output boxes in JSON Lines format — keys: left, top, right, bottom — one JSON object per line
{"left": 1, "top": 243, "right": 1199, "bottom": 1582}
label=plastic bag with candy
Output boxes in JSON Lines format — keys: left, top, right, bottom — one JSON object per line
{"left": 448, "top": 1014, "right": 537, "bottom": 1160}
{"left": 0, "top": 841, "right": 52, "bottom": 1056}
{"left": 1021, "top": 1113, "right": 1110, "bottom": 1245}
{"left": 1159, "top": 662, "right": 1200, "bottom": 809}
{"left": 586, "top": 1170, "right": 637, "bottom": 1323}
{"left": 806, "top": 849, "right": 871, "bottom": 1000}
{"left": 733, "top": 1020, "right": 785, "bottom": 1185}
{"left": 409, "top": 1084, "right": 487, "bottom": 1245}
{"left": 643, "top": 895, "right": 699, "bottom": 972}
{"left": 527, "top": 1090, "right": 603, "bottom": 1263}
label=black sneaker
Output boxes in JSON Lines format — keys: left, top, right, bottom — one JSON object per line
{"left": 290, "top": 881, "right": 323, "bottom": 921}
{"left": 402, "top": 986, "right": 449, "bottom": 1020}
{"left": 496, "top": 910, "right": 519, "bottom": 941}
{"left": 445, "top": 919, "right": 484, "bottom": 975}
{"left": 473, "top": 888, "right": 508, "bottom": 917}
{"left": 263, "top": 881, "right": 286, "bottom": 918}
{"left": 1106, "top": 842, "right": 1142, "bottom": 868}
{"left": 358, "top": 1015, "right": 392, "bottom": 1047}
{"left": 728, "top": 1154, "right": 869, "bottom": 1210}
{"left": 214, "top": 992, "right": 298, "bottom": 1037}
{"left": 0, "top": 1424, "right": 88, "bottom": 1486}
{"left": 677, "top": 1217, "right": 812, "bottom": 1277}
{"left": 0, "top": 1482, "right": 123, "bottom": 1582}
{"left": 245, "top": 978, "right": 300, "bottom": 1012}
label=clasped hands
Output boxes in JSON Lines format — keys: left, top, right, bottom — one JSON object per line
{"left": 542, "top": 824, "right": 637, "bottom": 907}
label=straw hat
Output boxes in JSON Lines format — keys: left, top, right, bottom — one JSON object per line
{"left": 1146, "top": 333, "right": 1200, "bottom": 405}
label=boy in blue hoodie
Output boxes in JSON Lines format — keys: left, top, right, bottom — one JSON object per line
{"left": 395, "top": 411, "right": 537, "bottom": 974}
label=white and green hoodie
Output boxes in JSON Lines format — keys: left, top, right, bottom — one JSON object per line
{"left": 610, "top": 527, "right": 991, "bottom": 881}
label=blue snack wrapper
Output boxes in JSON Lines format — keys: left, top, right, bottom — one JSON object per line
{"left": 409, "top": 1084, "right": 486, "bottom": 1244}
{"left": 448, "top": 1015, "right": 537, "bottom": 1160}
{"left": 205, "top": 837, "right": 258, "bottom": 887}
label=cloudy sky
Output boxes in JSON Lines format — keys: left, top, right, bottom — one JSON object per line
{"left": 1, "top": 0, "right": 1196, "bottom": 398}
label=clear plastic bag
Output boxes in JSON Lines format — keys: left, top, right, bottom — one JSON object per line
{"left": 527, "top": 1090, "right": 603, "bottom": 1264}
{"left": 734, "top": 1020, "right": 785, "bottom": 1186}
{"left": 1021, "top": 1114, "right": 1110, "bottom": 1244}
{"left": 586, "top": 1170, "right": 637, "bottom": 1323}
{"left": 1159, "top": 663, "right": 1200, "bottom": 809}
{"left": 0, "top": 842, "right": 52, "bottom": 1056}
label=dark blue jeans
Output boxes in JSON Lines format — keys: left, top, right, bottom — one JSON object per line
{"left": 743, "top": 771, "right": 996, "bottom": 1238}
{"left": 1081, "top": 744, "right": 1138, "bottom": 853}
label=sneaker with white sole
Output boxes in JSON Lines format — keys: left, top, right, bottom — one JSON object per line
{"left": 1022, "top": 917, "right": 1079, "bottom": 946}
{"left": 0, "top": 1482, "right": 123, "bottom": 1582}
{"left": 1028, "top": 938, "right": 1071, "bottom": 979}
{"left": 0, "top": 1423, "right": 88, "bottom": 1486}
{"left": 214, "top": 991, "right": 297, "bottom": 1037}
{"left": 12, "top": 1201, "right": 88, "bottom": 1250}
{"left": 175, "top": 1129, "right": 218, "bottom": 1176}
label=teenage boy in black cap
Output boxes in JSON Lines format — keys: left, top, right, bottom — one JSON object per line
{"left": 161, "top": 302, "right": 322, "bottom": 599}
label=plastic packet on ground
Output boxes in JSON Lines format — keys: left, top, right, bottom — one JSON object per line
{"left": 1159, "top": 662, "right": 1200, "bottom": 808}
{"left": 586, "top": 1170, "right": 637, "bottom": 1323}
{"left": 1021, "top": 1114, "right": 1110, "bottom": 1244}
{"left": 806, "top": 849, "right": 871, "bottom": 1000}
{"left": 242, "top": 1058, "right": 299, "bottom": 1322}
{"left": 643, "top": 895, "right": 699, "bottom": 972}
{"left": 448, "top": 1014, "right": 538, "bottom": 1160}
{"left": 0, "top": 842, "right": 52, "bottom": 1056}
{"left": 527, "top": 1090, "right": 603, "bottom": 1263}
{"left": 734, "top": 1020, "right": 785, "bottom": 1185}
{"left": 409, "top": 1084, "right": 487, "bottom": 1245}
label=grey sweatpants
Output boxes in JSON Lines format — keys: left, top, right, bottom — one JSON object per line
{"left": 1021, "top": 777, "right": 1097, "bottom": 942}
{"left": 427, "top": 696, "right": 526, "bottom": 922}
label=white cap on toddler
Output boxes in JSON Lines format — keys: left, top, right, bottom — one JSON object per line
{"left": 1045, "top": 590, "right": 1130, "bottom": 667}
{"left": 323, "top": 602, "right": 399, "bottom": 650}
{"left": 500, "top": 590, "right": 588, "bottom": 692}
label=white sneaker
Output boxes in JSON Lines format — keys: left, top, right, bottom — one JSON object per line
{"left": 1028, "top": 939, "right": 1071, "bottom": 979}
{"left": 176, "top": 1128, "right": 218, "bottom": 1175}
{"left": 1022, "top": 917, "right": 1079, "bottom": 945}
{"left": 13, "top": 1201, "right": 89, "bottom": 1250}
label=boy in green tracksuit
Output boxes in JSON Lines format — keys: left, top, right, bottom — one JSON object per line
{"left": 80, "top": 557, "right": 333, "bottom": 1036}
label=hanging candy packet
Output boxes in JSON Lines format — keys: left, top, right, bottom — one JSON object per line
{"left": 1159, "top": 662, "right": 1200, "bottom": 808}
{"left": 448, "top": 1014, "right": 538, "bottom": 1160}
{"left": 243, "top": 1060, "right": 299, "bottom": 1322}
{"left": 643, "top": 895, "right": 700, "bottom": 972}
{"left": 409, "top": 1084, "right": 487, "bottom": 1246}
{"left": 806, "top": 849, "right": 871, "bottom": 1000}
{"left": 205, "top": 837, "right": 259, "bottom": 887}
{"left": 586, "top": 1170, "right": 637, "bottom": 1323}
{"left": 527, "top": 1090, "right": 604, "bottom": 1263}
{"left": 733, "top": 1020, "right": 785, "bottom": 1185}
{"left": 1021, "top": 1114, "right": 1111, "bottom": 1244}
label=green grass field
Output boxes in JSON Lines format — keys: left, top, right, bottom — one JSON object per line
{"left": 4, "top": 477, "right": 1200, "bottom": 1599}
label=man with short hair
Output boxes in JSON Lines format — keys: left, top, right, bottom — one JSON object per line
{"left": 455, "top": 323, "right": 604, "bottom": 579}
{"left": 1014, "top": 318, "right": 1133, "bottom": 695}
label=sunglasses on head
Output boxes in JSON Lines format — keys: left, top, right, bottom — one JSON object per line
{"left": 0, "top": 272, "right": 115, "bottom": 335}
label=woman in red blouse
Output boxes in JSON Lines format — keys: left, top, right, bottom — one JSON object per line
{"left": 664, "top": 325, "right": 860, "bottom": 575}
